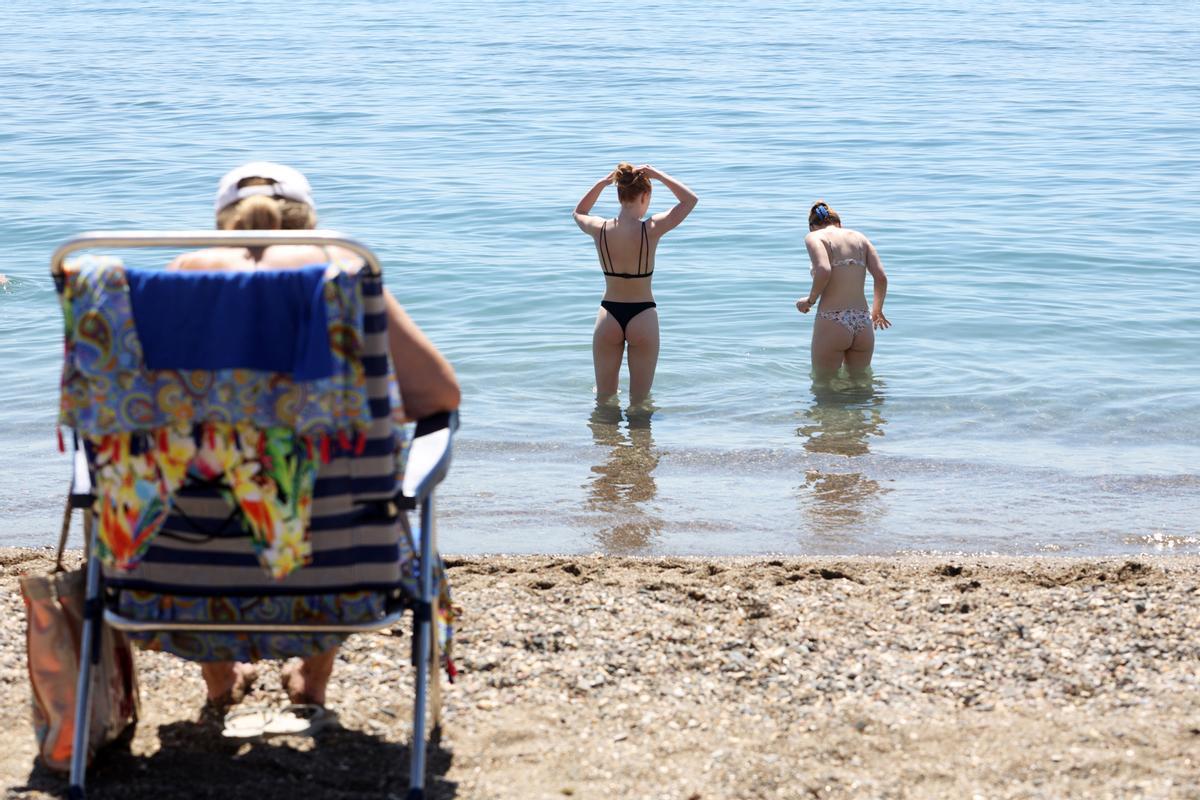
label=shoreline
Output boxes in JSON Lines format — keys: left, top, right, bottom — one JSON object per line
{"left": 4, "top": 548, "right": 1199, "bottom": 798}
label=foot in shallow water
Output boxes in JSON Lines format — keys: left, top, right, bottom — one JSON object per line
{"left": 811, "top": 367, "right": 878, "bottom": 398}
{"left": 625, "top": 397, "right": 656, "bottom": 429}
{"left": 626, "top": 390, "right": 656, "bottom": 413}
{"left": 590, "top": 396, "right": 624, "bottom": 427}
{"left": 594, "top": 391, "right": 621, "bottom": 408}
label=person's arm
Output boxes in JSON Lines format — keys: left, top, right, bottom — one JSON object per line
{"left": 642, "top": 165, "right": 698, "bottom": 236}
{"left": 384, "top": 289, "right": 461, "bottom": 421}
{"left": 796, "top": 233, "right": 831, "bottom": 314}
{"left": 864, "top": 238, "right": 890, "bottom": 329}
{"left": 573, "top": 173, "right": 614, "bottom": 235}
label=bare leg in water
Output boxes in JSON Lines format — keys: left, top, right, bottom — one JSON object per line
{"left": 625, "top": 308, "right": 660, "bottom": 407}
{"left": 593, "top": 307, "right": 625, "bottom": 403}
{"left": 842, "top": 323, "right": 875, "bottom": 378}
{"left": 811, "top": 315, "right": 874, "bottom": 380}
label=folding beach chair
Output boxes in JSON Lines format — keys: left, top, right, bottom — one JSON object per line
{"left": 50, "top": 231, "right": 456, "bottom": 800}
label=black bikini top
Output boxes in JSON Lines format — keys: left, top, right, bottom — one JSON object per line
{"left": 599, "top": 220, "right": 652, "bottom": 279}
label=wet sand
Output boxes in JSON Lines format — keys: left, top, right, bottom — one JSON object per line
{"left": 3, "top": 548, "right": 1199, "bottom": 799}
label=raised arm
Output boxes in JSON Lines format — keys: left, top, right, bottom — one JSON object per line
{"left": 573, "top": 173, "right": 614, "bottom": 235}
{"left": 864, "top": 238, "right": 890, "bottom": 329}
{"left": 795, "top": 232, "right": 831, "bottom": 314}
{"left": 642, "top": 165, "right": 698, "bottom": 236}
{"left": 384, "top": 289, "right": 462, "bottom": 421}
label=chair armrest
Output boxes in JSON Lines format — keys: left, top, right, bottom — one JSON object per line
{"left": 401, "top": 411, "right": 458, "bottom": 505}
{"left": 69, "top": 446, "right": 93, "bottom": 509}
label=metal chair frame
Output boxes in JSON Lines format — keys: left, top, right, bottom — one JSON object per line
{"left": 53, "top": 232, "right": 453, "bottom": 800}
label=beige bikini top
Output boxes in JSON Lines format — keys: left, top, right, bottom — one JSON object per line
{"left": 812, "top": 255, "right": 866, "bottom": 276}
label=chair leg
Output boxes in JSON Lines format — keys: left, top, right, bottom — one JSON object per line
{"left": 407, "top": 496, "right": 437, "bottom": 800}
{"left": 69, "top": 519, "right": 103, "bottom": 800}
{"left": 407, "top": 604, "right": 430, "bottom": 800}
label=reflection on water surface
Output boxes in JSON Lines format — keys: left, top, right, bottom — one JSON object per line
{"left": 585, "top": 402, "right": 661, "bottom": 553}
{"left": 796, "top": 373, "right": 890, "bottom": 535}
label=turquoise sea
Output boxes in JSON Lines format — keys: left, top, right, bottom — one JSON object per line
{"left": 1, "top": 2, "right": 1197, "bottom": 555}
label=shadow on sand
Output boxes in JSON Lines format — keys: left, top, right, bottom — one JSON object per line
{"left": 15, "top": 713, "right": 456, "bottom": 799}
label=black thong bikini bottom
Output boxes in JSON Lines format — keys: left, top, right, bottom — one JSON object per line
{"left": 600, "top": 300, "right": 657, "bottom": 336}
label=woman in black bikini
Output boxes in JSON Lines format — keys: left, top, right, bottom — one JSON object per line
{"left": 573, "top": 163, "right": 697, "bottom": 405}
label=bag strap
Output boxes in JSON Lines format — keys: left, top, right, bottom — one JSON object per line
{"left": 54, "top": 497, "right": 71, "bottom": 573}
{"left": 55, "top": 495, "right": 95, "bottom": 572}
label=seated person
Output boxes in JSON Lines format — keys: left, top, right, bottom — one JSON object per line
{"left": 169, "top": 162, "right": 461, "bottom": 709}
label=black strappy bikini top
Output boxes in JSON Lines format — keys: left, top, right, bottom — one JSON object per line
{"left": 599, "top": 220, "right": 652, "bottom": 279}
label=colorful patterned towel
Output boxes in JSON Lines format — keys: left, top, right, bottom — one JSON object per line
{"left": 59, "top": 256, "right": 371, "bottom": 438}
{"left": 90, "top": 423, "right": 318, "bottom": 578}
{"left": 58, "top": 257, "right": 374, "bottom": 579}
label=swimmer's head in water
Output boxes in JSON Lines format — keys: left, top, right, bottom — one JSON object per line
{"left": 614, "top": 162, "right": 652, "bottom": 206}
{"left": 808, "top": 200, "right": 842, "bottom": 231}
{"left": 215, "top": 162, "right": 318, "bottom": 231}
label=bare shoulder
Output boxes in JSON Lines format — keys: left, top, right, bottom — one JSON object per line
{"left": 841, "top": 227, "right": 871, "bottom": 246}
{"left": 573, "top": 212, "right": 607, "bottom": 236}
{"left": 168, "top": 247, "right": 242, "bottom": 271}
{"left": 804, "top": 230, "right": 827, "bottom": 248}
{"left": 255, "top": 245, "right": 361, "bottom": 270}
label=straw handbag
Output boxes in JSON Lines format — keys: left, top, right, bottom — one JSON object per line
{"left": 18, "top": 512, "right": 139, "bottom": 771}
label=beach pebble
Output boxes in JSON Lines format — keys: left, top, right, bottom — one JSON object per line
{"left": 3, "top": 551, "right": 1200, "bottom": 798}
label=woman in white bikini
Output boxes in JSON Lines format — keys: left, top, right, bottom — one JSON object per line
{"left": 795, "top": 201, "right": 890, "bottom": 377}
{"left": 573, "top": 163, "right": 697, "bottom": 406}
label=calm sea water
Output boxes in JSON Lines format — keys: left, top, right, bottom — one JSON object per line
{"left": 1, "top": 2, "right": 1197, "bottom": 555}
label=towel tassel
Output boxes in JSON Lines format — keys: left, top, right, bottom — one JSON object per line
{"left": 355, "top": 430, "right": 367, "bottom": 456}
{"left": 337, "top": 429, "right": 351, "bottom": 452}
{"left": 320, "top": 435, "right": 330, "bottom": 464}
{"left": 56, "top": 426, "right": 65, "bottom": 453}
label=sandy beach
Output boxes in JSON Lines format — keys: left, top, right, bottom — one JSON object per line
{"left": 3, "top": 547, "right": 1199, "bottom": 799}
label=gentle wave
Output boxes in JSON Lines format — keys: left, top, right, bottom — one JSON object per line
{"left": 0, "top": 1, "right": 1197, "bottom": 553}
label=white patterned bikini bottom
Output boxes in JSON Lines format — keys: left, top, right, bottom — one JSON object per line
{"left": 818, "top": 308, "right": 871, "bottom": 334}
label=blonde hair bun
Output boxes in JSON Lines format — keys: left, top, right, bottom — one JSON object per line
{"left": 228, "top": 194, "right": 283, "bottom": 231}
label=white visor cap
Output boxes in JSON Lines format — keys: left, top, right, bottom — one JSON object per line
{"left": 214, "top": 162, "right": 315, "bottom": 214}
